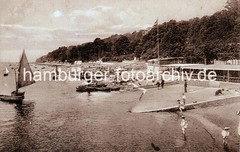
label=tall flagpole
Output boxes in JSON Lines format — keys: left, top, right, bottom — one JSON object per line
{"left": 157, "top": 18, "right": 159, "bottom": 65}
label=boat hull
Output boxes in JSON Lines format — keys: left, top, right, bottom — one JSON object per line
{"left": 11, "top": 91, "right": 25, "bottom": 99}
{"left": 0, "top": 95, "right": 23, "bottom": 104}
{"left": 76, "top": 85, "right": 120, "bottom": 93}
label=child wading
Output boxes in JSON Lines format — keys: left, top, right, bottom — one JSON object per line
{"left": 180, "top": 115, "right": 188, "bottom": 140}
{"left": 221, "top": 127, "right": 230, "bottom": 149}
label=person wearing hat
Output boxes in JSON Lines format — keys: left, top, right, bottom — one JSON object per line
{"left": 237, "top": 111, "right": 240, "bottom": 136}
{"left": 180, "top": 115, "right": 188, "bottom": 136}
{"left": 221, "top": 127, "right": 230, "bottom": 148}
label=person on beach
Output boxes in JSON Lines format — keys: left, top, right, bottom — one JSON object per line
{"left": 161, "top": 79, "right": 164, "bottom": 88}
{"left": 215, "top": 88, "right": 224, "bottom": 96}
{"left": 237, "top": 111, "right": 240, "bottom": 151}
{"left": 156, "top": 81, "right": 160, "bottom": 89}
{"left": 237, "top": 111, "right": 240, "bottom": 152}
{"left": 182, "top": 93, "right": 186, "bottom": 105}
{"left": 177, "top": 100, "right": 185, "bottom": 113}
{"left": 180, "top": 115, "right": 188, "bottom": 136}
{"left": 138, "top": 88, "right": 147, "bottom": 101}
{"left": 184, "top": 80, "right": 187, "bottom": 93}
{"left": 237, "top": 111, "right": 240, "bottom": 136}
{"left": 221, "top": 127, "right": 230, "bottom": 148}
{"left": 87, "top": 89, "right": 91, "bottom": 96}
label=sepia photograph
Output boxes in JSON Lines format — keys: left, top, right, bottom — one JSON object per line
{"left": 0, "top": 0, "right": 240, "bottom": 151}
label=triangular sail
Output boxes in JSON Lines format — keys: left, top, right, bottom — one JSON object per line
{"left": 5, "top": 67, "right": 9, "bottom": 74}
{"left": 17, "top": 50, "right": 35, "bottom": 88}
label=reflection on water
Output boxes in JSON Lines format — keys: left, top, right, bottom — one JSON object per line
{"left": 15, "top": 102, "right": 34, "bottom": 121}
{"left": 2, "top": 102, "right": 36, "bottom": 151}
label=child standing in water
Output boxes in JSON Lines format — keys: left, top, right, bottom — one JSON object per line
{"left": 180, "top": 115, "right": 188, "bottom": 136}
{"left": 221, "top": 127, "right": 230, "bottom": 149}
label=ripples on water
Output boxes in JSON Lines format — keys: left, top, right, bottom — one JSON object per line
{"left": 0, "top": 101, "right": 35, "bottom": 151}
{"left": 0, "top": 90, "right": 117, "bottom": 151}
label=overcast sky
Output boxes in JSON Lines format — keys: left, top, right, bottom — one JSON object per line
{"left": 0, "top": 0, "right": 227, "bottom": 62}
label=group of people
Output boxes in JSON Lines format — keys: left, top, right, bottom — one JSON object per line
{"left": 179, "top": 80, "right": 187, "bottom": 112}
{"left": 177, "top": 80, "right": 187, "bottom": 112}
{"left": 178, "top": 81, "right": 188, "bottom": 140}
{"left": 177, "top": 80, "right": 240, "bottom": 150}
{"left": 179, "top": 110, "right": 240, "bottom": 150}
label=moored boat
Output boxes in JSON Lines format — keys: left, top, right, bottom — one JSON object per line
{"left": 0, "top": 95, "right": 23, "bottom": 104}
{"left": 0, "top": 50, "right": 35, "bottom": 103}
{"left": 76, "top": 83, "right": 120, "bottom": 93}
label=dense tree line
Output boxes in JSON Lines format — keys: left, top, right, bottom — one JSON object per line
{"left": 36, "top": 0, "right": 240, "bottom": 64}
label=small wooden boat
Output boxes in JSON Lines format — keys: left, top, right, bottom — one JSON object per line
{"left": 1, "top": 50, "right": 35, "bottom": 103}
{"left": 95, "top": 87, "right": 111, "bottom": 92}
{"left": 76, "top": 85, "right": 95, "bottom": 92}
{"left": 11, "top": 91, "right": 25, "bottom": 99}
{"left": 0, "top": 95, "right": 23, "bottom": 104}
{"left": 76, "top": 82, "right": 120, "bottom": 93}
{"left": 109, "top": 86, "right": 121, "bottom": 91}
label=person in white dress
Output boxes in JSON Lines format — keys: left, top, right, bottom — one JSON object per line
{"left": 180, "top": 115, "right": 188, "bottom": 135}
{"left": 221, "top": 127, "right": 230, "bottom": 148}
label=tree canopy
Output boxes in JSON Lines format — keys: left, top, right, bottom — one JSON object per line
{"left": 37, "top": 0, "right": 240, "bottom": 64}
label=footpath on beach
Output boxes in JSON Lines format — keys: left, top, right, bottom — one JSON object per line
{"left": 131, "top": 82, "right": 240, "bottom": 113}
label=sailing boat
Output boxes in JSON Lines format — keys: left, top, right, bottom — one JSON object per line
{"left": 3, "top": 67, "right": 9, "bottom": 76}
{"left": 0, "top": 50, "right": 35, "bottom": 103}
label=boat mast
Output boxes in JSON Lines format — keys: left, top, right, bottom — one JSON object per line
{"left": 14, "top": 68, "right": 18, "bottom": 94}
{"left": 157, "top": 18, "right": 160, "bottom": 66}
